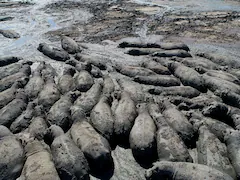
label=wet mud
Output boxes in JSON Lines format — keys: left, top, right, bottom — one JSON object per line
{"left": 1, "top": 0, "right": 240, "bottom": 180}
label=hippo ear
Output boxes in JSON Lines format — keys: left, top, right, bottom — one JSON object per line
{"left": 37, "top": 43, "right": 44, "bottom": 51}
{"left": 167, "top": 62, "right": 173, "bottom": 72}
{"left": 15, "top": 80, "right": 23, "bottom": 88}
{"left": 112, "top": 63, "right": 121, "bottom": 72}
{"left": 65, "top": 59, "right": 76, "bottom": 66}
{"left": 18, "top": 132, "right": 34, "bottom": 147}
{"left": 60, "top": 35, "right": 66, "bottom": 40}
{"left": 68, "top": 67, "right": 76, "bottom": 76}
{"left": 19, "top": 138, "right": 24, "bottom": 146}
{"left": 70, "top": 92, "right": 78, "bottom": 101}
{"left": 106, "top": 63, "right": 114, "bottom": 73}
{"left": 136, "top": 104, "right": 141, "bottom": 109}
{"left": 22, "top": 60, "right": 33, "bottom": 65}
{"left": 43, "top": 128, "right": 53, "bottom": 145}
{"left": 140, "top": 62, "right": 146, "bottom": 67}
{"left": 158, "top": 100, "right": 166, "bottom": 112}
{"left": 113, "top": 90, "right": 121, "bottom": 100}
{"left": 58, "top": 169, "right": 73, "bottom": 180}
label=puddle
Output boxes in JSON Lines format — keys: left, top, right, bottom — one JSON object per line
{"left": 11, "top": 35, "right": 31, "bottom": 46}
{"left": 0, "top": 0, "right": 93, "bottom": 57}
{"left": 47, "top": 17, "right": 57, "bottom": 28}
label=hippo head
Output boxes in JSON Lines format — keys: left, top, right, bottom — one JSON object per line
{"left": 44, "top": 125, "right": 64, "bottom": 145}
{"left": 37, "top": 43, "right": 45, "bottom": 52}
{"left": 167, "top": 62, "right": 178, "bottom": 73}
{"left": 25, "top": 139, "right": 46, "bottom": 157}
{"left": 64, "top": 67, "right": 76, "bottom": 76}
{"left": 0, "top": 125, "right": 13, "bottom": 139}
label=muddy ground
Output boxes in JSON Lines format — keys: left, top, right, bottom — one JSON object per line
{"left": 1, "top": 0, "right": 240, "bottom": 179}
{"left": 1, "top": 0, "right": 240, "bottom": 57}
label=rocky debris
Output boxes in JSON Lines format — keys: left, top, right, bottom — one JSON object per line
{"left": 110, "top": 145, "right": 146, "bottom": 180}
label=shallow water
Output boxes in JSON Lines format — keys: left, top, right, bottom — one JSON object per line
{"left": 0, "top": 0, "right": 93, "bottom": 57}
